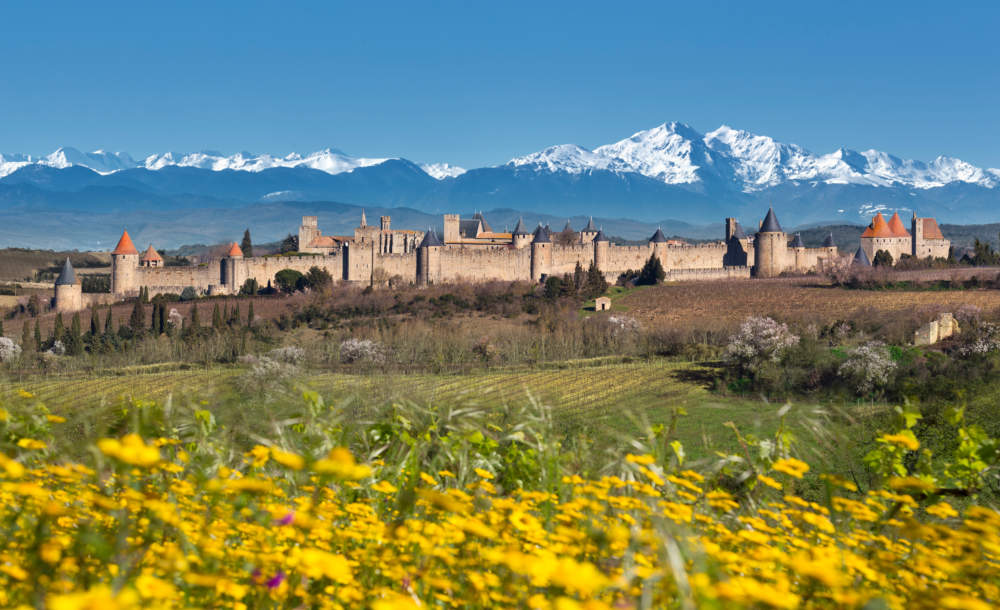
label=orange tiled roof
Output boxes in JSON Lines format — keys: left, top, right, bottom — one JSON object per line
{"left": 921, "top": 218, "right": 945, "bottom": 240}
{"left": 477, "top": 232, "right": 513, "bottom": 239}
{"left": 308, "top": 235, "right": 344, "bottom": 248}
{"left": 141, "top": 244, "right": 163, "bottom": 261}
{"left": 887, "top": 212, "right": 911, "bottom": 237}
{"left": 111, "top": 230, "right": 139, "bottom": 255}
{"left": 860, "top": 213, "right": 894, "bottom": 238}
{"left": 227, "top": 242, "right": 244, "bottom": 257}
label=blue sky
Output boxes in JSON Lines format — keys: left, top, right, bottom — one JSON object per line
{"left": 1, "top": 0, "right": 997, "bottom": 169}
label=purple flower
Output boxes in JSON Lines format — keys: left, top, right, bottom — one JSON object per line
{"left": 267, "top": 570, "right": 286, "bottom": 589}
{"left": 277, "top": 511, "right": 294, "bottom": 525}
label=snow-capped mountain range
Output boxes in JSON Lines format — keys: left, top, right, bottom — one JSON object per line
{"left": 0, "top": 147, "right": 467, "bottom": 181}
{"left": 3, "top": 121, "right": 997, "bottom": 190}
{"left": 509, "top": 122, "right": 1000, "bottom": 191}
{"left": 3, "top": 121, "right": 1000, "bottom": 244}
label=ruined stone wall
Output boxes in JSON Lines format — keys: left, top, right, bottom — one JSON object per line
{"left": 435, "top": 246, "right": 531, "bottom": 282}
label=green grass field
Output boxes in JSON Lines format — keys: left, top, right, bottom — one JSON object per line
{"left": 1, "top": 357, "right": 850, "bottom": 466}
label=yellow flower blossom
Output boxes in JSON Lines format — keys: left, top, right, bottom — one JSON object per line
{"left": 772, "top": 457, "right": 809, "bottom": 479}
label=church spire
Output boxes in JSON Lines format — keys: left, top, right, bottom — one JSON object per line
{"left": 360, "top": 209, "right": 367, "bottom": 228}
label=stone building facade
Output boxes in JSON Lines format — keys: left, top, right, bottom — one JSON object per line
{"left": 860, "top": 211, "right": 950, "bottom": 263}
{"left": 72, "top": 208, "right": 839, "bottom": 307}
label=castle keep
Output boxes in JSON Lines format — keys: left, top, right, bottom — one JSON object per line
{"left": 55, "top": 208, "right": 841, "bottom": 310}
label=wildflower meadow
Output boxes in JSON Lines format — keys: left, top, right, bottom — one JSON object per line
{"left": 1, "top": 388, "right": 998, "bottom": 609}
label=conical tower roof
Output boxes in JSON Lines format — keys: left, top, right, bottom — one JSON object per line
{"left": 593, "top": 229, "right": 609, "bottom": 243}
{"left": 887, "top": 212, "right": 910, "bottom": 237}
{"left": 853, "top": 247, "right": 872, "bottom": 266}
{"left": 141, "top": 244, "right": 163, "bottom": 262}
{"left": 861, "top": 213, "right": 893, "bottom": 238}
{"left": 759, "top": 208, "right": 783, "bottom": 233}
{"left": 111, "top": 230, "right": 139, "bottom": 255}
{"left": 732, "top": 222, "right": 747, "bottom": 239}
{"left": 473, "top": 211, "right": 493, "bottom": 233}
{"left": 532, "top": 224, "right": 551, "bottom": 244}
{"left": 582, "top": 217, "right": 597, "bottom": 232}
{"left": 790, "top": 233, "right": 805, "bottom": 248}
{"left": 512, "top": 217, "right": 530, "bottom": 236}
{"left": 822, "top": 232, "right": 836, "bottom": 248}
{"left": 55, "top": 257, "right": 76, "bottom": 286}
{"left": 563, "top": 219, "right": 574, "bottom": 233}
{"left": 649, "top": 228, "right": 667, "bottom": 243}
{"left": 227, "top": 242, "right": 244, "bottom": 257}
{"left": 419, "top": 229, "right": 443, "bottom": 247}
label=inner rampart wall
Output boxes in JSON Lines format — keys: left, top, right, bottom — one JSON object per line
{"left": 436, "top": 246, "right": 530, "bottom": 282}
{"left": 668, "top": 243, "right": 727, "bottom": 270}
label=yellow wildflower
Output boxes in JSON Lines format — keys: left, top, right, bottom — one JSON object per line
{"left": 772, "top": 457, "right": 809, "bottom": 479}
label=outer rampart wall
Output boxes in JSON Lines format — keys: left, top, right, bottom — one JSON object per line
{"left": 668, "top": 243, "right": 727, "bottom": 270}
{"left": 604, "top": 245, "right": 653, "bottom": 273}
{"left": 666, "top": 267, "right": 751, "bottom": 281}
{"left": 374, "top": 252, "right": 417, "bottom": 281}
{"left": 436, "top": 246, "right": 530, "bottom": 282}
{"left": 548, "top": 244, "right": 596, "bottom": 275}
{"left": 239, "top": 254, "right": 344, "bottom": 289}
{"left": 135, "top": 266, "right": 217, "bottom": 297}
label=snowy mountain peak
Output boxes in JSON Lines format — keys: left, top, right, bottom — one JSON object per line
{"left": 419, "top": 162, "right": 467, "bottom": 180}
{"left": 507, "top": 122, "right": 998, "bottom": 192}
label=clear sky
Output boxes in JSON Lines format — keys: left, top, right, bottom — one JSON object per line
{"left": 1, "top": 0, "right": 997, "bottom": 169}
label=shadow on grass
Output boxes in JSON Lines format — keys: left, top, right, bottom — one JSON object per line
{"left": 669, "top": 361, "right": 725, "bottom": 389}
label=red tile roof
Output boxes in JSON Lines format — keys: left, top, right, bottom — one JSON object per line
{"left": 860, "top": 213, "right": 894, "bottom": 238}
{"left": 141, "top": 244, "right": 163, "bottom": 261}
{"left": 887, "top": 212, "right": 911, "bottom": 237}
{"left": 921, "top": 218, "right": 945, "bottom": 240}
{"left": 227, "top": 242, "right": 244, "bottom": 257}
{"left": 111, "top": 230, "right": 139, "bottom": 255}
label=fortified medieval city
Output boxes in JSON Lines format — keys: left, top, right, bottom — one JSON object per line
{"left": 52, "top": 208, "right": 950, "bottom": 313}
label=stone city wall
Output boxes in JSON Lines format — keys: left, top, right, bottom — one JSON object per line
{"left": 435, "top": 246, "right": 531, "bottom": 282}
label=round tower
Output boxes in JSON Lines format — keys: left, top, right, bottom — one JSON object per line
{"left": 54, "top": 258, "right": 83, "bottom": 313}
{"left": 225, "top": 242, "right": 244, "bottom": 293}
{"left": 511, "top": 217, "right": 532, "bottom": 249}
{"left": 416, "top": 229, "right": 443, "bottom": 285}
{"left": 593, "top": 229, "right": 610, "bottom": 274}
{"left": 110, "top": 230, "right": 140, "bottom": 296}
{"left": 649, "top": 228, "right": 669, "bottom": 273}
{"left": 752, "top": 208, "right": 785, "bottom": 278}
{"left": 530, "top": 225, "right": 551, "bottom": 281}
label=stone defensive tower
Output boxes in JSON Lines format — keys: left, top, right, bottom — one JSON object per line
{"left": 530, "top": 225, "right": 551, "bottom": 281}
{"left": 298, "top": 216, "right": 319, "bottom": 252}
{"left": 649, "top": 228, "right": 669, "bottom": 270}
{"left": 110, "top": 230, "right": 140, "bottom": 296}
{"left": 54, "top": 258, "right": 83, "bottom": 313}
{"left": 416, "top": 229, "right": 443, "bottom": 285}
{"left": 511, "top": 218, "right": 532, "bottom": 249}
{"left": 753, "top": 208, "right": 785, "bottom": 278}
{"left": 593, "top": 229, "right": 609, "bottom": 273}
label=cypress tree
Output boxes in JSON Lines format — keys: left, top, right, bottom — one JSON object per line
{"left": 212, "top": 303, "right": 222, "bottom": 329}
{"left": 158, "top": 303, "right": 167, "bottom": 334}
{"left": 247, "top": 302, "right": 254, "bottom": 327}
{"left": 585, "top": 261, "right": 609, "bottom": 298}
{"left": 129, "top": 299, "right": 145, "bottom": 332}
{"left": 232, "top": 304, "right": 240, "bottom": 326}
{"left": 151, "top": 300, "right": 159, "bottom": 331}
{"left": 34, "top": 320, "right": 41, "bottom": 350}
{"left": 21, "top": 321, "right": 31, "bottom": 351}
{"left": 636, "top": 254, "right": 666, "bottom": 286}
{"left": 52, "top": 313, "right": 64, "bottom": 343}
{"left": 104, "top": 307, "right": 113, "bottom": 337}
{"left": 190, "top": 304, "right": 200, "bottom": 329}
{"left": 90, "top": 304, "right": 100, "bottom": 336}
{"left": 68, "top": 313, "right": 83, "bottom": 355}
{"left": 0, "top": 318, "right": 4, "bottom": 337}
{"left": 241, "top": 229, "right": 253, "bottom": 258}
{"left": 573, "top": 261, "right": 585, "bottom": 293}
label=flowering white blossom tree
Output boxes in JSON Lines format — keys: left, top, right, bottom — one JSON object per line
{"left": 340, "top": 338, "right": 386, "bottom": 364}
{"left": 0, "top": 337, "right": 22, "bottom": 363}
{"left": 838, "top": 341, "right": 897, "bottom": 396}
{"left": 725, "top": 316, "right": 799, "bottom": 376}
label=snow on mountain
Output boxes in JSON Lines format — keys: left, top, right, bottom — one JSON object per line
{"left": 142, "top": 149, "right": 391, "bottom": 174}
{"left": 420, "top": 162, "right": 467, "bottom": 179}
{"left": 43, "top": 147, "right": 138, "bottom": 174}
{"left": 507, "top": 122, "right": 998, "bottom": 192}
{"left": 509, "top": 144, "right": 624, "bottom": 174}
{"left": 0, "top": 153, "right": 35, "bottom": 178}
